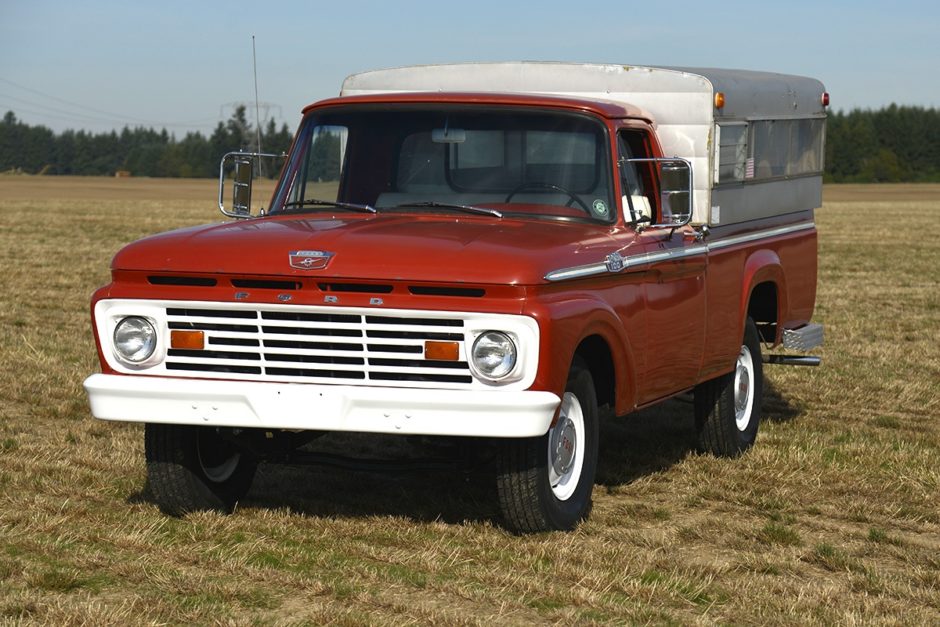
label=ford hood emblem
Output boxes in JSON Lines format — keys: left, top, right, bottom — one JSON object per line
{"left": 289, "top": 250, "right": 334, "bottom": 270}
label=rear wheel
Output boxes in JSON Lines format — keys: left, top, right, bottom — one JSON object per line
{"left": 145, "top": 424, "right": 257, "bottom": 515}
{"left": 695, "top": 317, "right": 763, "bottom": 456}
{"left": 496, "top": 363, "right": 599, "bottom": 532}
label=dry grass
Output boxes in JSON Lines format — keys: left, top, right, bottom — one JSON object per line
{"left": 1, "top": 176, "right": 938, "bottom": 624}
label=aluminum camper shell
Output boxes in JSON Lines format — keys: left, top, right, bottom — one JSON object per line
{"left": 341, "top": 62, "right": 827, "bottom": 226}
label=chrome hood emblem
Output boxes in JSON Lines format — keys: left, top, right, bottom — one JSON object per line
{"left": 289, "top": 250, "right": 334, "bottom": 270}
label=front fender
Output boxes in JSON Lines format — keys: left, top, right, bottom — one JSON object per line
{"left": 524, "top": 290, "right": 639, "bottom": 413}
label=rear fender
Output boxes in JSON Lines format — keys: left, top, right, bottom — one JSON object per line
{"left": 740, "top": 249, "right": 787, "bottom": 343}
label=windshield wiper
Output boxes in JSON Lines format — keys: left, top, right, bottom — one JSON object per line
{"left": 392, "top": 201, "right": 503, "bottom": 218}
{"left": 281, "top": 199, "right": 376, "bottom": 214}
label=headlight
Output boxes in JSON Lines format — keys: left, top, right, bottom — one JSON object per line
{"left": 471, "top": 331, "right": 516, "bottom": 380}
{"left": 113, "top": 316, "right": 157, "bottom": 363}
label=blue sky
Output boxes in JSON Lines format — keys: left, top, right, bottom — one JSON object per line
{"left": 2, "top": 0, "right": 938, "bottom": 135}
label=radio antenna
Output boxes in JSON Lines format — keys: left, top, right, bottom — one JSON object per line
{"left": 251, "top": 35, "right": 264, "bottom": 178}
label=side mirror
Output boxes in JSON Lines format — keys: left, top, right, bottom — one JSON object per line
{"left": 218, "top": 151, "right": 286, "bottom": 219}
{"left": 232, "top": 158, "right": 253, "bottom": 215}
{"left": 623, "top": 157, "right": 693, "bottom": 230}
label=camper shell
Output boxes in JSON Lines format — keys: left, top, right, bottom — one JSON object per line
{"left": 341, "top": 62, "right": 827, "bottom": 227}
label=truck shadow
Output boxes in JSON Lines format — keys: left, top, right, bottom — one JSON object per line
{"left": 596, "top": 378, "right": 802, "bottom": 485}
{"left": 130, "top": 380, "right": 803, "bottom": 525}
{"left": 242, "top": 434, "right": 501, "bottom": 525}
{"left": 762, "top": 377, "right": 804, "bottom": 424}
{"left": 596, "top": 398, "right": 697, "bottom": 487}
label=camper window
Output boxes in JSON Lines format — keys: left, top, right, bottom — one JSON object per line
{"left": 717, "top": 123, "right": 748, "bottom": 182}
{"left": 750, "top": 118, "right": 825, "bottom": 180}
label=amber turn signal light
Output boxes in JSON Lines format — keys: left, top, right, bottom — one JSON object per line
{"left": 424, "top": 341, "right": 459, "bottom": 361}
{"left": 170, "top": 330, "right": 205, "bottom": 350}
{"left": 714, "top": 91, "right": 725, "bottom": 109}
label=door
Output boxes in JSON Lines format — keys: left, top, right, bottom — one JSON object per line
{"left": 618, "top": 130, "right": 706, "bottom": 404}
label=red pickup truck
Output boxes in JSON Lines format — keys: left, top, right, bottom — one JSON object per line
{"left": 85, "top": 63, "right": 826, "bottom": 532}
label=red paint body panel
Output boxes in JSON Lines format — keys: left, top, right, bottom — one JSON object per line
{"left": 110, "top": 214, "right": 620, "bottom": 286}
{"left": 701, "top": 212, "right": 819, "bottom": 378}
{"left": 303, "top": 92, "right": 653, "bottom": 123}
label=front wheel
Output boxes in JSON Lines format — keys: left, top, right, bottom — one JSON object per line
{"left": 145, "top": 424, "right": 257, "bottom": 515}
{"left": 695, "top": 317, "right": 764, "bottom": 456}
{"left": 496, "top": 363, "right": 599, "bottom": 533}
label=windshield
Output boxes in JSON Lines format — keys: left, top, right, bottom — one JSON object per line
{"left": 271, "top": 105, "right": 615, "bottom": 222}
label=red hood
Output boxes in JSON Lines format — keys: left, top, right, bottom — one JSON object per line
{"left": 111, "top": 214, "right": 620, "bottom": 285}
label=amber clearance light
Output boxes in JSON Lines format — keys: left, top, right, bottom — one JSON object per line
{"left": 714, "top": 91, "right": 726, "bottom": 109}
{"left": 171, "top": 330, "right": 205, "bottom": 350}
{"left": 424, "top": 341, "right": 459, "bottom": 361}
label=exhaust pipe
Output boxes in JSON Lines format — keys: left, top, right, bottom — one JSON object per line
{"left": 763, "top": 354, "right": 821, "bottom": 367}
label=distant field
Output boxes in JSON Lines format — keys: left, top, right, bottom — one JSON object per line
{"left": 0, "top": 177, "right": 938, "bottom": 624}
{"left": 0, "top": 175, "right": 278, "bottom": 203}
{"left": 3, "top": 174, "right": 937, "bottom": 203}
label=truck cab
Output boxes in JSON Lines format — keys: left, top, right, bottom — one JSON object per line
{"left": 85, "top": 63, "right": 826, "bottom": 532}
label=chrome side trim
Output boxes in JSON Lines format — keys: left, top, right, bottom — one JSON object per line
{"left": 706, "top": 221, "right": 815, "bottom": 252}
{"left": 544, "top": 245, "right": 707, "bottom": 282}
{"left": 543, "top": 262, "right": 610, "bottom": 282}
{"left": 543, "top": 221, "right": 815, "bottom": 282}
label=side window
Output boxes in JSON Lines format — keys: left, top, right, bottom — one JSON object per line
{"left": 618, "top": 131, "right": 653, "bottom": 224}
{"left": 291, "top": 125, "right": 348, "bottom": 203}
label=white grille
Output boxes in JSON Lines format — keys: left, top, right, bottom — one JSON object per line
{"left": 164, "top": 306, "right": 474, "bottom": 386}
{"left": 95, "top": 299, "right": 541, "bottom": 390}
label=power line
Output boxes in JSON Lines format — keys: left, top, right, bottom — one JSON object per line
{"left": 0, "top": 76, "right": 222, "bottom": 129}
{"left": 1, "top": 93, "right": 123, "bottom": 125}
{"left": 1, "top": 103, "right": 222, "bottom": 132}
{"left": 0, "top": 102, "right": 126, "bottom": 128}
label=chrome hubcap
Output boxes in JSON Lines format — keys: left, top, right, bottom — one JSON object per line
{"left": 550, "top": 418, "right": 577, "bottom": 477}
{"left": 548, "top": 392, "right": 585, "bottom": 501}
{"left": 733, "top": 345, "right": 755, "bottom": 431}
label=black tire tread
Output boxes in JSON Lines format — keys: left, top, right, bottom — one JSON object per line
{"left": 145, "top": 423, "right": 255, "bottom": 516}
{"left": 694, "top": 370, "right": 739, "bottom": 455}
{"left": 496, "top": 434, "right": 549, "bottom": 533}
{"left": 496, "top": 364, "right": 598, "bottom": 533}
{"left": 695, "top": 318, "right": 763, "bottom": 457}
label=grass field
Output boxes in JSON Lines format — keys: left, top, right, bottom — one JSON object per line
{"left": 0, "top": 176, "right": 938, "bottom": 624}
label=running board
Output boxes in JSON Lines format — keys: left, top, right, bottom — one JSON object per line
{"left": 763, "top": 355, "right": 821, "bottom": 367}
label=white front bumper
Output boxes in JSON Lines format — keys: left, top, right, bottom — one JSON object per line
{"left": 84, "top": 374, "right": 559, "bottom": 438}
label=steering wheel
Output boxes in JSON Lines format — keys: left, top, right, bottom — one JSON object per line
{"left": 504, "top": 182, "right": 590, "bottom": 213}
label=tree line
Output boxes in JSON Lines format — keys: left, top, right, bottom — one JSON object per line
{"left": 2, "top": 105, "right": 939, "bottom": 182}
{"left": 0, "top": 105, "right": 293, "bottom": 178}
{"left": 825, "top": 105, "right": 940, "bottom": 182}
